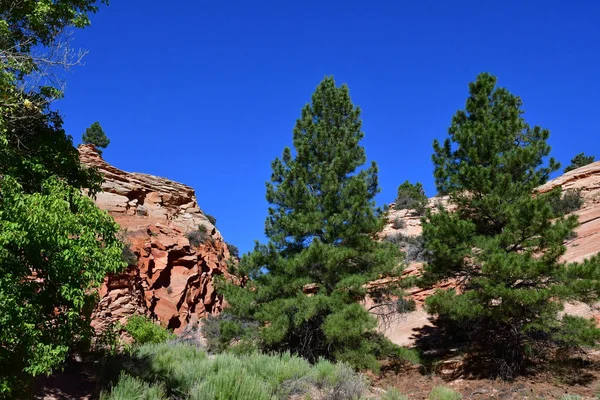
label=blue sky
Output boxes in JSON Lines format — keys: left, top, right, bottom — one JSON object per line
{"left": 59, "top": 0, "right": 599, "bottom": 254}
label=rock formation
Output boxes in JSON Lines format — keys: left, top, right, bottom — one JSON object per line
{"left": 380, "top": 161, "right": 600, "bottom": 345}
{"left": 79, "top": 144, "right": 235, "bottom": 333}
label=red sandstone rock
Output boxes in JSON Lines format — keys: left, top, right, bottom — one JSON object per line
{"left": 79, "top": 144, "right": 235, "bottom": 333}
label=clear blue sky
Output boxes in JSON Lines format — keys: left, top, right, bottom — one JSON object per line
{"left": 59, "top": 0, "right": 599, "bottom": 254}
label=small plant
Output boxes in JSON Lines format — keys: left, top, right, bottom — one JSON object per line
{"left": 100, "top": 373, "right": 167, "bottom": 400}
{"left": 94, "top": 323, "right": 123, "bottom": 356}
{"left": 202, "top": 314, "right": 259, "bottom": 354}
{"left": 381, "top": 387, "right": 409, "bottom": 400}
{"left": 392, "top": 217, "right": 406, "bottom": 230}
{"left": 429, "top": 386, "right": 461, "bottom": 400}
{"left": 226, "top": 242, "right": 240, "bottom": 259}
{"left": 385, "top": 233, "right": 429, "bottom": 263}
{"left": 550, "top": 189, "right": 584, "bottom": 216}
{"left": 205, "top": 213, "right": 217, "bottom": 226}
{"left": 325, "top": 363, "right": 367, "bottom": 400}
{"left": 124, "top": 315, "right": 174, "bottom": 345}
{"left": 187, "top": 224, "right": 210, "bottom": 247}
{"left": 395, "top": 180, "right": 427, "bottom": 215}
{"left": 560, "top": 395, "right": 582, "bottom": 400}
{"left": 121, "top": 242, "right": 138, "bottom": 266}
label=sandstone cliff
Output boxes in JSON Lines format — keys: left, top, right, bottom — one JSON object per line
{"left": 79, "top": 144, "right": 234, "bottom": 333}
{"left": 380, "top": 161, "right": 600, "bottom": 345}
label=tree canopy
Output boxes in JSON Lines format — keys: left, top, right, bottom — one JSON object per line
{"left": 221, "top": 77, "right": 405, "bottom": 370}
{"left": 82, "top": 121, "right": 110, "bottom": 154}
{"left": 0, "top": 1, "right": 122, "bottom": 396}
{"left": 420, "top": 73, "right": 600, "bottom": 377}
{"left": 564, "top": 152, "right": 595, "bottom": 173}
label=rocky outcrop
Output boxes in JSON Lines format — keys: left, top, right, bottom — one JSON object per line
{"left": 79, "top": 144, "right": 234, "bottom": 333}
{"left": 380, "top": 161, "right": 600, "bottom": 345}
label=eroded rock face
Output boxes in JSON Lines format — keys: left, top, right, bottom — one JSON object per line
{"left": 379, "top": 162, "right": 600, "bottom": 345}
{"left": 79, "top": 145, "right": 234, "bottom": 333}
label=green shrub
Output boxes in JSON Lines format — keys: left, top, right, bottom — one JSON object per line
{"left": 124, "top": 315, "right": 174, "bottom": 345}
{"left": 550, "top": 189, "right": 584, "bottom": 216}
{"left": 205, "top": 213, "right": 217, "bottom": 226}
{"left": 186, "top": 225, "right": 210, "bottom": 247}
{"left": 560, "top": 396, "right": 582, "bottom": 400}
{"left": 392, "top": 217, "right": 406, "bottom": 230}
{"left": 385, "top": 233, "right": 429, "bottom": 263}
{"left": 382, "top": 387, "right": 409, "bottom": 400}
{"left": 105, "top": 343, "right": 369, "bottom": 400}
{"left": 202, "top": 314, "right": 259, "bottom": 354}
{"left": 429, "top": 386, "right": 461, "bottom": 400}
{"left": 226, "top": 242, "right": 240, "bottom": 259}
{"left": 100, "top": 373, "right": 167, "bottom": 400}
{"left": 395, "top": 180, "right": 427, "bottom": 215}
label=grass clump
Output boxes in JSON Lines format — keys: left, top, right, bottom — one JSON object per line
{"left": 429, "top": 385, "right": 461, "bottom": 400}
{"left": 101, "top": 342, "right": 369, "bottom": 400}
{"left": 124, "top": 315, "right": 174, "bottom": 345}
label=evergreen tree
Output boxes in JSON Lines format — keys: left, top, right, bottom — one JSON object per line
{"left": 82, "top": 121, "right": 110, "bottom": 154}
{"left": 420, "top": 73, "right": 600, "bottom": 377}
{"left": 222, "top": 77, "right": 405, "bottom": 370}
{"left": 564, "top": 152, "right": 595, "bottom": 173}
{"left": 395, "top": 180, "right": 427, "bottom": 215}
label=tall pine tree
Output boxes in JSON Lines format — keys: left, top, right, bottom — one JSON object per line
{"left": 420, "top": 73, "right": 600, "bottom": 377}
{"left": 222, "top": 77, "right": 405, "bottom": 370}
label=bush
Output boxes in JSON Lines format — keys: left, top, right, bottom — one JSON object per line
{"left": 395, "top": 180, "right": 427, "bottom": 215}
{"left": 560, "top": 396, "right": 582, "bottom": 400}
{"left": 205, "top": 213, "right": 217, "bottom": 226}
{"left": 186, "top": 225, "right": 210, "bottom": 247}
{"left": 100, "top": 343, "right": 369, "bottom": 400}
{"left": 385, "top": 233, "right": 429, "bottom": 263}
{"left": 550, "top": 189, "right": 584, "bottom": 216}
{"left": 392, "top": 217, "right": 406, "bottom": 230}
{"left": 382, "top": 387, "right": 409, "bottom": 400}
{"left": 429, "top": 386, "right": 461, "bottom": 400}
{"left": 202, "top": 314, "right": 259, "bottom": 354}
{"left": 124, "top": 315, "right": 174, "bottom": 345}
{"left": 121, "top": 242, "right": 138, "bottom": 266}
{"left": 226, "top": 242, "right": 240, "bottom": 259}
{"left": 100, "top": 373, "right": 167, "bottom": 400}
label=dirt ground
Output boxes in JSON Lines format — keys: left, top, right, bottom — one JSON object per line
{"left": 374, "top": 353, "right": 600, "bottom": 399}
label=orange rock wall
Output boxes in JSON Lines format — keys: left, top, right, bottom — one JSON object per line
{"left": 79, "top": 145, "right": 234, "bottom": 333}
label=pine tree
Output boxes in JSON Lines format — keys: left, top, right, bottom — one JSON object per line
{"left": 222, "top": 77, "right": 405, "bottom": 370}
{"left": 395, "top": 180, "right": 427, "bottom": 215}
{"left": 82, "top": 121, "right": 110, "bottom": 154}
{"left": 564, "top": 152, "right": 595, "bottom": 173}
{"left": 420, "top": 73, "right": 600, "bottom": 377}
